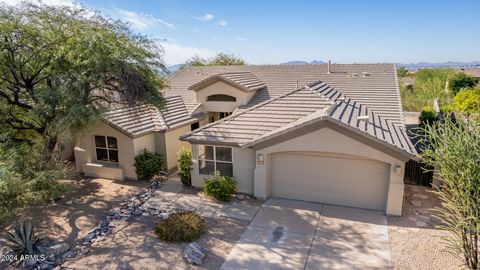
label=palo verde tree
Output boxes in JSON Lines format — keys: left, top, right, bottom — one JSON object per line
{"left": 420, "top": 117, "right": 480, "bottom": 270}
{"left": 182, "top": 52, "right": 246, "bottom": 68}
{"left": 0, "top": 3, "right": 166, "bottom": 155}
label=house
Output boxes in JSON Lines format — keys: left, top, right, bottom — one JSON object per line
{"left": 74, "top": 63, "right": 416, "bottom": 216}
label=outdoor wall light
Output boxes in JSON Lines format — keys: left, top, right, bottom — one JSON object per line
{"left": 257, "top": 154, "right": 264, "bottom": 165}
{"left": 394, "top": 165, "right": 402, "bottom": 174}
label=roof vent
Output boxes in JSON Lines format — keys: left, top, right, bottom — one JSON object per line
{"left": 357, "top": 115, "right": 369, "bottom": 121}
{"left": 337, "top": 96, "right": 346, "bottom": 101}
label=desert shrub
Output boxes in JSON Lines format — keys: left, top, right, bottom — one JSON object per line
{"left": 420, "top": 118, "right": 480, "bottom": 269}
{"left": 0, "top": 142, "right": 69, "bottom": 222}
{"left": 204, "top": 171, "right": 236, "bottom": 201}
{"left": 6, "top": 221, "right": 45, "bottom": 256}
{"left": 134, "top": 149, "right": 163, "bottom": 180}
{"left": 451, "top": 89, "right": 480, "bottom": 115}
{"left": 177, "top": 148, "right": 192, "bottom": 186}
{"left": 154, "top": 212, "right": 205, "bottom": 242}
{"left": 419, "top": 106, "right": 437, "bottom": 127}
{"left": 448, "top": 72, "right": 477, "bottom": 95}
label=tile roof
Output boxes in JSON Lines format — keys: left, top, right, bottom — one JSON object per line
{"left": 101, "top": 63, "right": 416, "bottom": 157}
{"left": 180, "top": 81, "right": 417, "bottom": 157}
{"left": 168, "top": 64, "right": 405, "bottom": 124}
{"left": 188, "top": 72, "right": 266, "bottom": 92}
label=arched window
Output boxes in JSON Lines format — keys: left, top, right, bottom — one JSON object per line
{"left": 207, "top": 94, "right": 236, "bottom": 102}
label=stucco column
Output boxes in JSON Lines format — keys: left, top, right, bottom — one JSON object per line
{"left": 386, "top": 164, "right": 405, "bottom": 216}
{"left": 253, "top": 152, "right": 268, "bottom": 199}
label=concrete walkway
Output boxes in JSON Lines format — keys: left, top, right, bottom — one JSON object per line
{"left": 143, "top": 179, "right": 262, "bottom": 222}
{"left": 221, "top": 198, "right": 390, "bottom": 270}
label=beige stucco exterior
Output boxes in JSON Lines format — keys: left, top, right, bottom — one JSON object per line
{"left": 74, "top": 121, "right": 139, "bottom": 180}
{"left": 195, "top": 81, "right": 256, "bottom": 112}
{"left": 189, "top": 126, "right": 406, "bottom": 216}
{"left": 164, "top": 124, "right": 192, "bottom": 170}
{"left": 253, "top": 127, "right": 405, "bottom": 215}
{"left": 191, "top": 145, "right": 256, "bottom": 193}
{"left": 74, "top": 120, "right": 196, "bottom": 179}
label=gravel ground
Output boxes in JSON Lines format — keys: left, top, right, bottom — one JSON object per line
{"left": 62, "top": 216, "right": 248, "bottom": 269}
{"left": 388, "top": 184, "right": 463, "bottom": 270}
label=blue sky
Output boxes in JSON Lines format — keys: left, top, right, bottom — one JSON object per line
{"left": 6, "top": 0, "right": 480, "bottom": 65}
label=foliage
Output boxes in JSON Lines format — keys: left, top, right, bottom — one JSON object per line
{"left": 204, "top": 171, "right": 236, "bottom": 201}
{"left": 5, "top": 221, "right": 45, "bottom": 256}
{"left": 154, "top": 212, "right": 206, "bottom": 242}
{"left": 419, "top": 118, "right": 480, "bottom": 270}
{"left": 182, "top": 52, "right": 246, "bottom": 69}
{"left": 133, "top": 149, "right": 163, "bottom": 181}
{"left": 448, "top": 72, "right": 477, "bottom": 95}
{"left": 0, "top": 3, "right": 166, "bottom": 156}
{"left": 418, "top": 106, "right": 437, "bottom": 127}
{"left": 397, "top": 66, "right": 409, "bottom": 77}
{"left": 0, "top": 141, "right": 69, "bottom": 222}
{"left": 451, "top": 89, "right": 480, "bottom": 115}
{"left": 177, "top": 148, "right": 192, "bottom": 186}
{"left": 401, "top": 68, "right": 454, "bottom": 111}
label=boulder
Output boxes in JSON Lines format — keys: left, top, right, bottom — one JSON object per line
{"left": 183, "top": 242, "right": 207, "bottom": 266}
{"left": 64, "top": 200, "right": 73, "bottom": 206}
{"left": 48, "top": 243, "right": 70, "bottom": 256}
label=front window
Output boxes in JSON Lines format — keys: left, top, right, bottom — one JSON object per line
{"left": 198, "top": 145, "right": 233, "bottom": 177}
{"left": 94, "top": 135, "right": 118, "bottom": 163}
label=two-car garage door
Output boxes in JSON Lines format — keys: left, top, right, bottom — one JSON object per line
{"left": 270, "top": 152, "right": 390, "bottom": 211}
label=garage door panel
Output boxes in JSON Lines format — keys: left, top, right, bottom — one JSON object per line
{"left": 271, "top": 153, "right": 389, "bottom": 210}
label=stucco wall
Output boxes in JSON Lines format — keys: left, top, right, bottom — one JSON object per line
{"left": 191, "top": 145, "right": 255, "bottom": 194}
{"left": 164, "top": 124, "right": 192, "bottom": 170}
{"left": 253, "top": 127, "right": 406, "bottom": 215}
{"left": 195, "top": 81, "right": 256, "bottom": 112}
{"left": 74, "top": 121, "right": 137, "bottom": 179}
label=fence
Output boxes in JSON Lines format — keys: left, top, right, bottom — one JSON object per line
{"left": 404, "top": 159, "right": 433, "bottom": 186}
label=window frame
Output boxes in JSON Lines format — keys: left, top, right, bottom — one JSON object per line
{"left": 94, "top": 135, "right": 119, "bottom": 164}
{"left": 198, "top": 145, "right": 233, "bottom": 177}
{"left": 206, "top": 94, "right": 237, "bottom": 102}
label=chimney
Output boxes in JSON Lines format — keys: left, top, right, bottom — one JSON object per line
{"left": 327, "top": 60, "right": 331, "bottom": 74}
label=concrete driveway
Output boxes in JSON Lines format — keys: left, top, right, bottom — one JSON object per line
{"left": 221, "top": 198, "right": 390, "bottom": 270}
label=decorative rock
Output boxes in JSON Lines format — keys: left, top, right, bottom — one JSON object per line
{"left": 48, "top": 243, "right": 70, "bottom": 256}
{"left": 416, "top": 221, "right": 428, "bottom": 227}
{"left": 23, "top": 258, "right": 39, "bottom": 268}
{"left": 183, "top": 242, "right": 207, "bottom": 266}
{"left": 159, "top": 212, "right": 170, "bottom": 219}
{"left": 410, "top": 200, "right": 423, "bottom": 207}
{"left": 236, "top": 194, "right": 246, "bottom": 201}
{"left": 62, "top": 250, "right": 75, "bottom": 260}
{"left": 84, "top": 232, "right": 96, "bottom": 243}
{"left": 64, "top": 200, "right": 73, "bottom": 206}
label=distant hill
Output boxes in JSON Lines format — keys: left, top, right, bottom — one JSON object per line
{"left": 281, "top": 60, "right": 326, "bottom": 65}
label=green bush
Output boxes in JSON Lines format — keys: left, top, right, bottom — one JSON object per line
{"left": 177, "top": 148, "right": 192, "bottom": 186}
{"left": 154, "top": 212, "right": 205, "bottom": 242}
{"left": 448, "top": 72, "right": 477, "bottom": 95}
{"left": 204, "top": 171, "right": 236, "bottom": 201}
{"left": 451, "top": 89, "right": 480, "bottom": 115}
{"left": 419, "top": 106, "right": 437, "bottom": 127}
{"left": 134, "top": 149, "right": 163, "bottom": 180}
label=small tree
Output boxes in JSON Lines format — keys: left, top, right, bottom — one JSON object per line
{"left": 420, "top": 117, "right": 480, "bottom": 270}
{"left": 449, "top": 73, "right": 477, "bottom": 95}
{"left": 177, "top": 148, "right": 192, "bottom": 186}
{"left": 182, "top": 52, "right": 246, "bottom": 68}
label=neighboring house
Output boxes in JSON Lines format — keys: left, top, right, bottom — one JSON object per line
{"left": 459, "top": 68, "right": 480, "bottom": 82}
{"left": 74, "top": 63, "right": 416, "bottom": 215}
